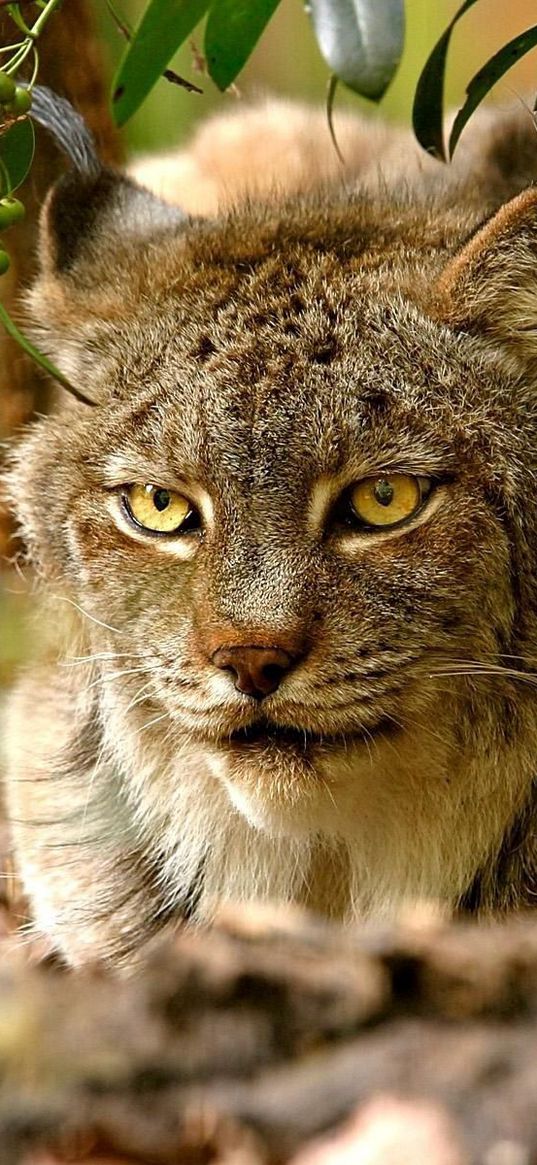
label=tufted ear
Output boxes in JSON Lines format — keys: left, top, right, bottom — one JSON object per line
{"left": 29, "top": 85, "right": 186, "bottom": 277}
{"left": 24, "top": 87, "right": 189, "bottom": 405}
{"left": 25, "top": 168, "right": 188, "bottom": 406}
{"left": 39, "top": 167, "right": 186, "bottom": 277}
{"left": 436, "top": 188, "right": 537, "bottom": 361}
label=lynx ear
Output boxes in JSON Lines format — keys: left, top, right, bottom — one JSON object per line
{"left": 24, "top": 89, "right": 189, "bottom": 406}
{"left": 28, "top": 171, "right": 187, "bottom": 406}
{"left": 40, "top": 168, "right": 186, "bottom": 276}
{"left": 436, "top": 188, "right": 537, "bottom": 358}
{"left": 29, "top": 86, "right": 186, "bottom": 276}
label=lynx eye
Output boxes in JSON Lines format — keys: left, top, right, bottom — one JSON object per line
{"left": 123, "top": 483, "right": 198, "bottom": 535}
{"left": 347, "top": 474, "right": 431, "bottom": 530}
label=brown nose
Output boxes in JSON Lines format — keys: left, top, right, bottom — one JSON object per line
{"left": 211, "top": 645, "right": 295, "bottom": 699}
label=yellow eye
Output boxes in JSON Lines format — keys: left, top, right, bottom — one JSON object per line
{"left": 124, "top": 484, "right": 196, "bottom": 534}
{"left": 349, "top": 474, "right": 428, "bottom": 529}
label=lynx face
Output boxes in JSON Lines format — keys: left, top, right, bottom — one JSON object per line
{"left": 24, "top": 274, "right": 514, "bottom": 830}
{"left": 6, "top": 145, "right": 537, "bottom": 960}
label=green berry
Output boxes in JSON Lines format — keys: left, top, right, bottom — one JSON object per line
{"left": 0, "top": 73, "right": 16, "bottom": 105}
{"left": 4, "top": 88, "right": 32, "bottom": 116}
{"left": 0, "top": 198, "right": 25, "bottom": 229}
{"left": 0, "top": 249, "right": 11, "bottom": 275}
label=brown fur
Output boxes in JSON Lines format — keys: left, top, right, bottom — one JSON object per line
{"left": 4, "top": 100, "right": 537, "bottom": 965}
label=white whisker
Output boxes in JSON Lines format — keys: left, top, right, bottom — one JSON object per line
{"left": 60, "top": 652, "right": 139, "bottom": 667}
{"left": 52, "top": 593, "right": 123, "bottom": 634}
{"left": 430, "top": 666, "right": 537, "bottom": 687}
{"left": 137, "top": 711, "right": 171, "bottom": 735}
{"left": 80, "top": 666, "right": 151, "bottom": 697}
{"left": 124, "top": 679, "right": 157, "bottom": 715}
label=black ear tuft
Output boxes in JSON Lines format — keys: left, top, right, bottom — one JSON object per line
{"left": 30, "top": 85, "right": 100, "bottom": 178}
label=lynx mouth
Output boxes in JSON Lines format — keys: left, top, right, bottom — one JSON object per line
{"left": 228, "top": 724, "right": 326, "bottom": 752}
{"left": 222, "top": 717, "right": 397, "bottom": 754}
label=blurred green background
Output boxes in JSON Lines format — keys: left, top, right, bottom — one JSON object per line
{"left": 99, "top": 0, "right": 537, "bottom": 155}
{"left": 2, "top": 0, "right": 537, "bottom": 684}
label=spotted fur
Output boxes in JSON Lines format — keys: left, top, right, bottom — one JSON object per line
{"left": 5, "top": 100, "right": 537, "bottom": 965}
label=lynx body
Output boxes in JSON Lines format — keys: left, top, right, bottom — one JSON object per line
{"left": 5, "top": 100, "right": 537, "bottom": 964}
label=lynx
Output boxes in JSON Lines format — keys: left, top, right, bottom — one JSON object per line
{"left": 4, "top": 91, "right": 537, "bottom": 965}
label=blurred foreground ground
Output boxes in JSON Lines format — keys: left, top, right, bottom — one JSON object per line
{"left": 1, "top": 905, "right": 537, "bottom": 1164}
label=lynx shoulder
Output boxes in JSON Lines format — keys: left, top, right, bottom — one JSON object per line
{"left": 4, "top": 96, "right": 537, "bottom": 965}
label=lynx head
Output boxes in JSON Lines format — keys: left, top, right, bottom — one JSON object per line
{"left": 8, "top": 153, "right": 537, "bottom": 926}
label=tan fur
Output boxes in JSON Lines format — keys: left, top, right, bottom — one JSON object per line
{"left": 128, "top": 99, "right": 419, "bottom": 213}
{"left": 4, "top": 99, "right": 537, "bottom": 965}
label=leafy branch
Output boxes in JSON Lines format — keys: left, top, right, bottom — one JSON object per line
{"left": 110, "top": 0, "right": 406, "bottom": 126}
{"left": 413, "top": 0, "right": 537, "bottom": 159}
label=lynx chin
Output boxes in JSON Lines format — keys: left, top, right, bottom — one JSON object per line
{"left": 4, "top": 92, "right": 537, "bottom": 965}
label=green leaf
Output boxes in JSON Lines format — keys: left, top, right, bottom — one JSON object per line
{"left": 412, "top": 0, "right": 479, "bottom": 161}
{"left": 204, "top": 0, "right": 282, "bottom": 91}
{"left": 308, "top": 0, "right": 404, "bottom": 101}
{"left": 449, "top": 26, "right": 537, "bottom": 158}
{"left": 0, "top": 117, "right": 35, "bottom": 197}
{"left": 111, "top": 0, "right": 210, "bottom": 126}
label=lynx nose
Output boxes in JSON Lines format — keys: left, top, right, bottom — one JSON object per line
{"left": 211, "top": 645, "right": 294, "bottom": 699}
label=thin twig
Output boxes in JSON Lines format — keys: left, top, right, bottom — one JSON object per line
{"left": 326, "top": 75, "right": 345, "bottom": 166}
{"left": 163, "top": 67, "right": 202, "bottom": 94}
{"left": 106, "top": 0, "right": 203, "bottom": 94}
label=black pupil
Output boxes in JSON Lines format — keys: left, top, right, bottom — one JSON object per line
{"left": 152, "top": 489, "right": 171, "bottom": 512}
{"left": 373, "top": 479, "right": 394, "bottom": 507}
